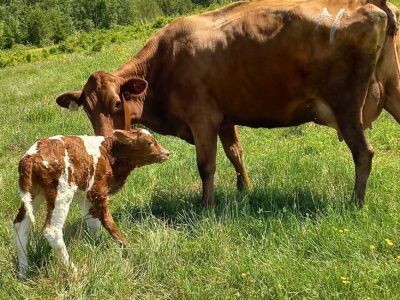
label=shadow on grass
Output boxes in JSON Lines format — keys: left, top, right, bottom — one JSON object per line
{"left": 113, "top": 185, "right": 356, "bottom": 226}
{"left": 21, "top": 186, "right": 356, "bottom": 278}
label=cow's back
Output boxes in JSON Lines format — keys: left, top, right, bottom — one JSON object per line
{"left": 155, "top": 0, "right": 388, "bottom": 128}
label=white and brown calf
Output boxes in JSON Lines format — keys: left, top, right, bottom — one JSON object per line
{"left": 13, "top": 129, "right": 169, "bottom": 275}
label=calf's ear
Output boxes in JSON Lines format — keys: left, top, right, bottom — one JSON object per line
{"left": 120, "top": 78, "right": 148, "bottom": 100}
{"left": 113, "top": 130, "right": 134, "bottom": 144}
{"left": 56, "top": 91, "right": 82, "bottom": 111}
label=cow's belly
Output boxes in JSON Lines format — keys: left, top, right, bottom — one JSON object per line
{"left": 226, "top": 98, "right": 338, "bottom": 129}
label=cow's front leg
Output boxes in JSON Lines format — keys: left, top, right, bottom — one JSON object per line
{"left": 191, "top": 122, "right": 219, "bottom": 207}
{"left": 219, "top": 125, "right": 250, "bottom": 191}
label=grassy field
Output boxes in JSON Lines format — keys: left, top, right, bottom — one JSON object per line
{"left": 1, "top": 8, "right": 400, "bottom": 300}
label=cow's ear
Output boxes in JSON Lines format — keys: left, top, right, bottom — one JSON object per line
{"left": 56, "top": 91, "right": 82, "bottom": 111}
{"left": 113, "top": 130, "right": 134, "bottom": 144}
{"left": 120, "top": 78, "right": 148, "bottom": 100}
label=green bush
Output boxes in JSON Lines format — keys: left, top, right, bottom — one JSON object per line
{"left": 26, "top": 7, "right": 53, "bottom": 46}
{"left": 91, "top": 40, "right": 104, "bottom": 52}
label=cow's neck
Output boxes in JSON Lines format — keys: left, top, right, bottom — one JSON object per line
{"left": 113, "top": 37, "right": 177, "bottom": 136}
{"left": 113, "top": 37, "right": 163, "bottom": 125}
{"left": 113, "top": 36, "right": 159, "bottom": 80}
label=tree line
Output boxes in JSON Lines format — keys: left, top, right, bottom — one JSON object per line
{"left": 0, "top": 0, "right": 233, "bottom": 50}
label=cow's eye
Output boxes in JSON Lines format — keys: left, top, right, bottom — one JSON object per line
{"left": 114, "top": 101, "right": 123, "bottom": 111}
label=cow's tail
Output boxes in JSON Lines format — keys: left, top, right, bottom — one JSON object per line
{"left": 18, "top": 158, "right": 35, "bottom": 225}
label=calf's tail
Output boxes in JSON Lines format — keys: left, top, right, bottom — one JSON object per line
{"left": 20, "top": 191, "right": 35, "bottom": 225}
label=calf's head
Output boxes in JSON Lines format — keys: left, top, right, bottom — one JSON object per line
{"left": 112, "top": 129, "right": 169, "bottom": 167}
{"left": 56, "top": 71, "right": 148, "bottom": 136}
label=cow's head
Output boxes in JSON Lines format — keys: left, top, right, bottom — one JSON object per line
{"left": 56, "top": 71, "right": 148, "bottom": 136}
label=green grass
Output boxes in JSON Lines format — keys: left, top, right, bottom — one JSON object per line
{"left": 1, "top": 10, "right": 400, "bottom": 300}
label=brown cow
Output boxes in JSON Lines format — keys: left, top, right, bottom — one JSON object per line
{"left": 13, "top": 129, "right": 169, "bottom": 275}
{"left": 56, "top": 0, "right": 400, "bottom": 207}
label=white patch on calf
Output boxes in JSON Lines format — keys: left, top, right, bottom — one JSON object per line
{"left": 76, "top": 195, "right": 101, "bottom": 236}
{"left": 43, "top": 148, "right": 77, "bottom": 271}
{"left": 48, "top": 135, "right": 64, "bottom": 142}
{"left": 42, "top": 161, "right": 49, "bottom": 168}
{"left": 25, "top": 142, "right": 38, "bottom": 156}
{"left": 79, "top": 136, "right": 105, "bottom": 191}
{"left": 330, "top": 8, "right": 346, "bottom": 45}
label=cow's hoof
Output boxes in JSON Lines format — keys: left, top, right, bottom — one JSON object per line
{"left": 237, "top": 174, "right": 251, "bottom": 191}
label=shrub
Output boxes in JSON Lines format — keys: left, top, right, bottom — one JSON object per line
{"left": 26, "top": 7, "right": 53, "bottom": 46}
{"left": 91, "top": 40, "right": 104, "bottom": 52}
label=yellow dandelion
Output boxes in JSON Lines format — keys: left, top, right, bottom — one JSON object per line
{"left": 340, "top": 277, "right": 350, "bottom": 284}
{"left": 396, "top": 255, "right": 400, "bottom": 261}
{"left": 369, "top": 245, "right": 376, "bottom": 251}
{"left": 385, "top": 239, "right": 394, "bottom": 247}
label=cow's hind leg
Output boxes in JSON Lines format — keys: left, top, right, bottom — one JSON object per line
{"left": 336, "top": 114, "right": 374, "bottom": 207}
{"left": 326, "top": 48, "right": 378, "bottom": 207}
{"left": 219, "top": 125, "right": 250, "bottom": 191}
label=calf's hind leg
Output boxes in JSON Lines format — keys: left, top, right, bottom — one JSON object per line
{"left": 43, "top": 188, "right": 76, "bottom": 272}
{"left": 76, "top": 196, "right": 101, "bottom": 236}
{"left": 13, "top": 205, "right": 31, "bottom": 275}
{"left": 13, "top": 192, "right": 42, "bottom": 275}
{"left": 88, "top": 193, "right": 126, "bottom": 244}
{"left": 219, "top": 125, "right": 250, "bottom": 191}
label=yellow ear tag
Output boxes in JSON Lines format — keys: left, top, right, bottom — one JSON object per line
{"left": 69, "top": 101, "right": 79, "bottom": 112}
